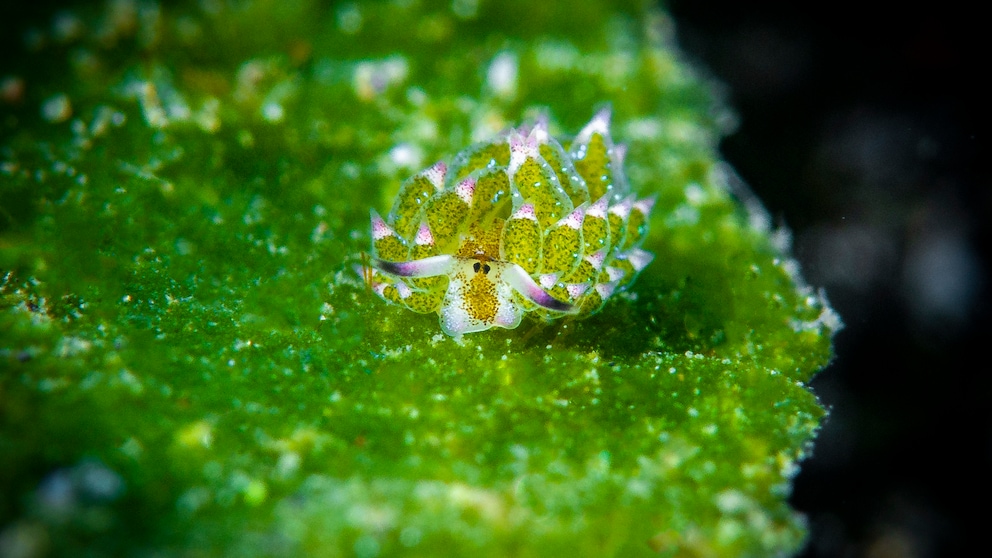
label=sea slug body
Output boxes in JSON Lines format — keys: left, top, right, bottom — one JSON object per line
{"left": 361, "top": 107, "right": 655, "bottom": 336}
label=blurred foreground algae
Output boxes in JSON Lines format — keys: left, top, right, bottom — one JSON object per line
{"left": 1, "top": 0, "right": 839, "bottom": 556}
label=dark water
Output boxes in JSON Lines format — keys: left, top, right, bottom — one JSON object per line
{"left": 670, "top": 1, "right": 989, "bottom": 556}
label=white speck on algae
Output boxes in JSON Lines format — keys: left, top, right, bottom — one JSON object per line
{"left": 486, "top": 51, "right": 518, "bottom": 99}
{"left": 41, "top": 93, "right": 72, "bottom": 123}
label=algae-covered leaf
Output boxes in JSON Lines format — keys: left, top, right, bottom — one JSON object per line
{"left": 1, "top": 1, "right": 839, "bottom": 556}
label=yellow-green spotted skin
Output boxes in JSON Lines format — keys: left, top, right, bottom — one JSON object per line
{"left": 364, "top": 108, "right": 655, "bottom": 336}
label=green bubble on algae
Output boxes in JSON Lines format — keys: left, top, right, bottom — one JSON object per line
{"left": 1, "top": 1, "right": 838, "bottom": 556}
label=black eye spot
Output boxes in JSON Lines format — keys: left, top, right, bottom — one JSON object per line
{"left": 483, "top": 264, "right": 491, "bottom": 274}
{"left": 473, "top": 262, "right": 481, "bottom": 273}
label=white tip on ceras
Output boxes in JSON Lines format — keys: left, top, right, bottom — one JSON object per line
{"left": 575, "top": 106, "right": 612, "bottom": 145}
{"left": 423, "top": 161, "right": 447, "bottom": 190}
{"left": 594, "top": 281, "right": 618, "bottom": 299}
{"left": 507, "top": 130, "right": 540, "bottom": 178}
{"left": 587, "top": 194, "right": 610, "bottom": 219}
{"left": 372, "top": 281, "right": 389, "bottom": 297}
{"left": 511, "top": 202, "right": 538, "bottom": 221}
{"left": 454, "top": 177, "right": 475, "bottom": 205}
{"left": 604, "top": 266, "right": 626, "bottom": 282}
{"left": 370, "top": 209, "right": 397, "bottom": 240}
{"left": 414, "top": 221, "right": 435, "bottom": 246}
{"left": 633, "top": 195, "right": 657, "bottom": 217}
{"left": 529, "top": 113, "right": 551, "bottom": 144}
{"left": 623, "top": 248, "right": 655, "bottom": 272}
{"left": 371, "top": 277, "right": 412, "bottom": 300}
{"left": 613, "top": 143, "right": 627, "bottom": 166}
{"left": 538, "top": 273, "right": 559, "bottom": 290}
{"left": 586, "top": 247, "right": 609, "bottom": 271}
{"left": 566, "top": 282, "right": 591, "bottom": 299}
{"left": 395, "top": 280, "right": 413, "bottom": 298}
{"left": 608, "top": 196, "right": 634, "bottom": 220}
{"left": 555, "top": 203, "right": 587, "bottom": 230}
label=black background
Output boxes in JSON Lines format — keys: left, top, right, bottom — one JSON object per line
{"left": 669, "top": 1, "right": 989, "bottom": 556}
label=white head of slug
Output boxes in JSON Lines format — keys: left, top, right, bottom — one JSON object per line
{"left": 360, "top": 107, "right": 655, "bottom": 336}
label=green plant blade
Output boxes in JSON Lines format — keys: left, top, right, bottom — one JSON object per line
{"left": 1, "top": 1, "right": 839, "bottom": 556}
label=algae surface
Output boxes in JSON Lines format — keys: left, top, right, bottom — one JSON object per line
{"left": 1, "top": 1, "right": 839, "bottom": 556}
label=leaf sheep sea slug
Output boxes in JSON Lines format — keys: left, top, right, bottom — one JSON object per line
{"left": 362, "top": 107, "right": 655, "bottom": 336}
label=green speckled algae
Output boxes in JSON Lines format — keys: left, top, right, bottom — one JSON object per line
{"left": 0, "top": 1, "right": 839, "bottom": 556}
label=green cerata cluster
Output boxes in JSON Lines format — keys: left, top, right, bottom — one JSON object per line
{"left": 363, "top": 108, "right": 655, "bottom": 336}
